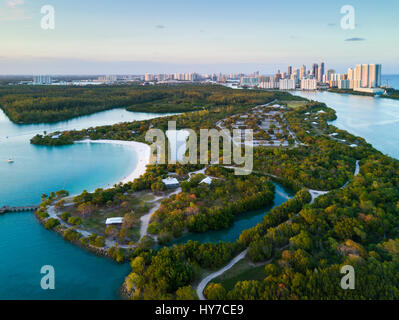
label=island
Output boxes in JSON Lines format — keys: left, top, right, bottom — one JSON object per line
{"left": 20, "top": 84, "right": 399, "bottom": 300}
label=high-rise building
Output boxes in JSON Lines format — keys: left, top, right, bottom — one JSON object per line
{"left": 353, "top": 65, "right": 362, "bottom": 88}
{"left": 288, "top": 66, "right": 293, "bottom": 76}
{"left": 351, "top": 64, "right": 382, "bottom": 88}
{"left": 301, "top": 79, "right": 317, "bottom": 90}
{"left": 300, "top": 65, "right": 306, "bottom": 79}
{"left": 347, "top": 68, "right": 354, "bottom": 81}
{"left": 368, "top": 64, "right": 382, "bottom": 88}
{"left": 361, "top": 64, "right": 370, "bottom": 88}
{"left": 279, "top": 79, "right": 296, "bottom": 90}
{"left": 312, "top": 64, "right": 319, "bottom": 80}
{"left": 33, "top": 75, "right": 52, "bottom": 85}
{"left": 318, "top": 62, "right": 325, "bottom": 82}
{"left": 144, "top": 73, "right": 154, "bottom": 81}
{"left": 240, "top": 76, "right": 259, "bottom": 87}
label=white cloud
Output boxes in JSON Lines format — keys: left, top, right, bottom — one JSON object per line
{"left": 7, "top": 0, "right": 24, "bottom": 8}
{"left": 0, "top": 0, "right": 31, "bottom": 21}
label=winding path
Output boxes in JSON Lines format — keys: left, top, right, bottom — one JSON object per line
{"left": 196, "top": 160, "right": 361, "bottom": 299}
{"left": 196, "top": 249, "right": 248, "bottom": 300}
{"left": 309, "top": 160, "right": 360, "bottom": 204}
{"left": 139, "top": 187, "right": 182, "bottom": 240}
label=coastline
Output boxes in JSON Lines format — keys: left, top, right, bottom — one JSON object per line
{"left": 75, "top": 139, "right": 151, "bottom": 185}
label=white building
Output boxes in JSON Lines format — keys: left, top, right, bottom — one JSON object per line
{"left": 259, "top": 81, "right": 279, "bottom": 89}
{"left": 351, "top": 64, "right": 381, "bottom": 89}
{"left": 162, "top": 177, "right": 180, "bottom": 189}
{"left": 33, "top": 75, "right": 52, "bottom": 85}
{"left": 301, "top": 79, "right": 317, "bottom": 90}
{"left": 106, "top": 217, "right": 124, "bottom": 225}
{"left": 279, "top": 79, "right": 296, "bottom": 90}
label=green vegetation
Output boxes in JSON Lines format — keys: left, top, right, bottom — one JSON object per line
{"left": 211, "top": 258, "right": 266, "bottom": 291}
{"left": 1, "top": 84, "right": 297, "bottom": 124}
{"left": 329, "top": 87, "right": 399, "bottom": 101}
{"left": 30, "top": 87, "right": 303, "bottom": 145}
{"left": 148, "top": 169, "right": 275, "bottom": 242}
{"left": 384, "top": 88, "right": 399, "bottom": 100}
{"left": 27, "top": 84, "right": 399, "bottom": 299}
{"left": 328, "top": 88, "right": 375, "bottom": 97}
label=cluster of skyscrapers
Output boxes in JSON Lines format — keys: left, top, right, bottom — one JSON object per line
{"left": 240, "top": 63, "right": 383, "bottom": 93}
{"left": 30, "top": 63, "right": 382, "bottom": 93}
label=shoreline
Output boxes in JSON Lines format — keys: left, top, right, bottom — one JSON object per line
{"left": 75, "top": 139, "right": 151, "bottom": 186}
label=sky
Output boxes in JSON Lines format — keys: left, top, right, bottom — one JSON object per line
{"left": 0, "top": 0, "right": 398, "bottom": 74}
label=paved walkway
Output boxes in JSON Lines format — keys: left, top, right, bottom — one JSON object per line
{"left": 196, "top": 249, "right": 248, "bottom": 300}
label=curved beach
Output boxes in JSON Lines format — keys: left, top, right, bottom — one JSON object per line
{"left": 75, "top": 139, "right": 151, "bottom": 185}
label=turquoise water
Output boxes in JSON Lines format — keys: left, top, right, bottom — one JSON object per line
{"left": 169, "top": 183, "right": 293, "bottom": 245}
{"left": 0, "top": 211, "right": 131, "bottom": 300}
{"left": 0, "top": 108, "right": 175, "bottom": 300}
{"left": 0, "top": 108, "right": 177, "bottom": 206}
{"left": 3, "top": 89, "right": 399, "bottom": 299}
{"left": 294, "top": 91, "right": 399, "bottom": 159}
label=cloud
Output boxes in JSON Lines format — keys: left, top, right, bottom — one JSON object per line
{"left": 345, "top": 37, "right": 366, "bottom": 42}
{"left": 0, "top": 0, "right": 31, "bottom": 21}
{"left": 7, "top": 0, "right": 24, "bottom": 8}
{"left": 155, "top": 25, "right": 165, "bottom": 29}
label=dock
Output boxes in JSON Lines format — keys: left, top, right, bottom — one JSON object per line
{"left": 0, "top": 205, "right": 39, "bottom": 214}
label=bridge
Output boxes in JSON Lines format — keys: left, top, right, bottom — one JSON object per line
{"left": 0, "top": 205, "right": 39, "bottom": 214}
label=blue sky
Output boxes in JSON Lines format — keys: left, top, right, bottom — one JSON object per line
{"left": 0, "top": 0, "right": 398, "bottom": 74}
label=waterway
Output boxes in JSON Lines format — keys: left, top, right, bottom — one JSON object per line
{"left": 3, "top": 88, "right": 399, "bottom": 299}
{"left": 294, "top": 90, "right": 399, "bottom": 159}
{"left": 0, "top": 108, "right": 175, "bottom": 300}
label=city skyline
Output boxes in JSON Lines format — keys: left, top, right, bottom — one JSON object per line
{"left": 1, "top": 0, "right": 399, "bottom": 74}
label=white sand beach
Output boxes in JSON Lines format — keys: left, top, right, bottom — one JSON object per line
{"left": 76, "top": 139, "right": 151, "bottom": 185}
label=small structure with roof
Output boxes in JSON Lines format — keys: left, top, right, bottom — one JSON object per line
{"left": 106, "top": 217, "right": 124, "bottom": 225}
{"left": 162, "top": 177, "right": 180, "bottom": 189}
{"left": 200, "top": 177, "right": 213, "bottom": 185}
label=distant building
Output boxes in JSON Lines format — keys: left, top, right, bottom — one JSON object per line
{"left": 98, "top": 75, "right": 117, "bottom": 82}
{"left": 33, "top": 75, "right": 52, "bottom": 85}
{"left": 312, "top": 63, "right": 319, "bottom": 80}
{"left": 259, "top": 80, "right": 279, "bottom": 89}
{"left": 300, "top": 65, "right": 306, "bottom": 79}
{"left": 144, "top": 73, "right": 154, "bottom": 81}
{"left": 350, "top": 64, "right": 382, "bottom": 89}
{"left": 240, "top": 76, "right": 259, "bottom": 87}
{"left": 318, "top": 62, "right": 325, "bottom": 82}
{"left": 338, "top": 80, "right": 351, "bottom": 89}
{"left": 279, "top": 79, "right": 296, "bottom": 90}
{"left": 301, "top": 79, "right": 317, "bottom": 90}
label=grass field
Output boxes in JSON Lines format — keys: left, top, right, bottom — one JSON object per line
{"left": 212, "top": 258, "right": 266, "bottom": 291}
{"left": 281, "top": 100, "right": 308, "bottom": 109}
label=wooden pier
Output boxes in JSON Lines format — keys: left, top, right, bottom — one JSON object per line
{"left": 0, "top": 205, "right": 39, "bottom": 214}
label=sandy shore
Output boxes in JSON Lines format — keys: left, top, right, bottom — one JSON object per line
{"left": 76, "top": 139, "right": 151, "bottom": 185}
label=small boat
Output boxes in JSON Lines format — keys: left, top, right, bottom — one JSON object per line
{"left": 7, "top": 159, "right": 14, "bottom": 163}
